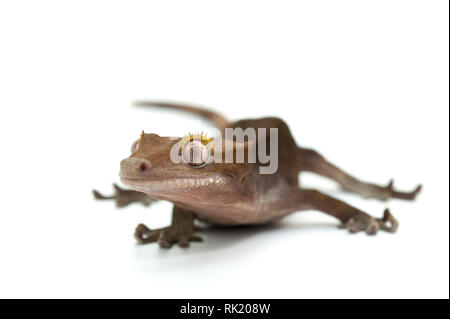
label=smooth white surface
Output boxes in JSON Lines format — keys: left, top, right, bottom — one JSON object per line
{"left": 0, "top": 1, "right": 448, "bottom": 299}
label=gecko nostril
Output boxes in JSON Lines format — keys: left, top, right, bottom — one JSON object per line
{"left": 139, "top": 163, "right": 148, "bottom": 172}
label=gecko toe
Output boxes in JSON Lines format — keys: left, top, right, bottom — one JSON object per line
{"left": 379, "top": 209, "right": 399, "bottom": 233}
{"left": 345, "top": 217, "right": 360, "bottom": 233}
{"left": 190, "top": 235, "right": 203, "bottom": 242}
{"left": 158, "top": 231, "right": 174, "bottom": 248}
{"left": 365, "top": 219, "right": 379, "bottom": 235}
{"left": 177, "top": 234, "right": 190, "bottom": 248}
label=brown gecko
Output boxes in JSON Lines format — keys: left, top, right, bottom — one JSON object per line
{"left": 93, "top": 101, "right": 422, "bottom": 248}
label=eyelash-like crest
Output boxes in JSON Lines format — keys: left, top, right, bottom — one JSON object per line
{"left": 182, "top": 132, "right": 212, "bottom": 144}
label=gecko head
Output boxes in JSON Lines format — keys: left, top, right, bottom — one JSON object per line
{"left": 119, "top": 132, "right": 253, "bottom": 204}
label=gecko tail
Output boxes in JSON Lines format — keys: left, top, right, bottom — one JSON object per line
{"left": 133, "top": 100, "right": 229, "bottom": 131}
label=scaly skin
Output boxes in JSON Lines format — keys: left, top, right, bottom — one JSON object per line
{"left": 93, "top": 101, "right": 421, "bottom": 248}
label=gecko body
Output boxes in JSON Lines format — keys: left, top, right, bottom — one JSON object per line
{"left": 94, "top": 102, "right": 421, "bottom": 248}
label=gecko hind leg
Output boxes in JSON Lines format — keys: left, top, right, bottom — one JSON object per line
{"left": 134, "top": 206, "right": 202, "bottom": 248}
{"left": 295, "top": 189, "right": 398, "bottom": 235}
{"left": 92, "top": 183, "right": 155, "bottom": 208}
{"left": 299, "top": 148, "right": 422, "bottom": 201}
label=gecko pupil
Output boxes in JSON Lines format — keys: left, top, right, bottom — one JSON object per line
{"left": 183, "top": 140, "right": 209, "bottom": 167}
{"left": 140, "top": 163, "right": 148, "bottom": 172}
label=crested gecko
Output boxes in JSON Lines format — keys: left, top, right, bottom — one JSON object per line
{"left": 93, "top": 101, "right": 421, "bottom": 248}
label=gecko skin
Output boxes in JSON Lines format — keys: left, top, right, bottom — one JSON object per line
{"left": 93, "top": 102, "right": 421, "bottom": 248}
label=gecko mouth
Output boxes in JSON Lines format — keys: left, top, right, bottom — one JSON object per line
{"left": 120, "top": 176, "right": 229, "bottom": 193}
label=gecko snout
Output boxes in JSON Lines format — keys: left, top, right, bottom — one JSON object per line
{"left": 120, "top": 158, "right": 152, "bottom": 178}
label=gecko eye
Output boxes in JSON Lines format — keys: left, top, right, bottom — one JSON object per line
{"left": 131, "top": 139, "right": 140, "bottom": 153}
{"left": 182, "top": 140, "right": 210, "bottom": 168}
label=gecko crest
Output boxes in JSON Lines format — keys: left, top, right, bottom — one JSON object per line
{"left": 184, "top": 132, "right": 212, "bottom": 144}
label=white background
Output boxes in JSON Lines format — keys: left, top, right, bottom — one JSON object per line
{"left": 0, "top": 1, "right": 448, "bottom": 299}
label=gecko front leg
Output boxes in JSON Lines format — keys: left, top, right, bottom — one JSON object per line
{"left": 134, "top": 206, "right": 202, "bottom": 248}
{"left": 93, "top": 183, "right": 155, "bottom": 208}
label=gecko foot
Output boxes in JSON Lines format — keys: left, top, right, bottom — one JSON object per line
{"left": 341, "top": 179, "right": 422, "bottom": 201}
{"left": 339, "top": 209, "right": 398, "bottom": 235}
{"left": 381, "top": 180, "right": 422, "bottom": 201}
{"left": 134, "top": 223, "right": 203, "bottom": 248}
{"left": 369, "top": 180, "right": 422, "bottom": 201}
{"left": 92, "top": 183, "right": 155, "bottom": 208}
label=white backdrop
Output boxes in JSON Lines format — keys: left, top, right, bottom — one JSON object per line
{"left": 0, "top": 1, "right": 448, "bottom": 298}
